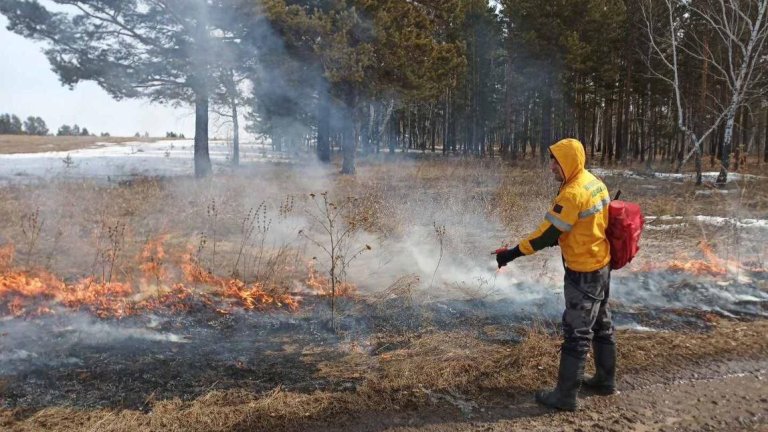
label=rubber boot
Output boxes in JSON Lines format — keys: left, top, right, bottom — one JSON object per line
{"left": 535, "top": 352, "right": 585, "bottom": 411}
{"left": 582, "top": 342, "right": 616, "bottom": 395}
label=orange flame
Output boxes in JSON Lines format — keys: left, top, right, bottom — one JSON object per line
{"left": 0, "top": 243, "right": 301, "bottom": 318}
{"left": 222, "top": 279, "right": 299, "bottom": 312}
{"left": 0, "top": 244, "right": 14, "bottom": 270}
{"left": 139, "top": 235, "right": 169, "bottom": 284}
{"left": 648, "top": 241, "right": 765, "bottom": 276}
{"left": 306, "top": 260, "right": 357, "bottom": 297}
{"left": 180, "top": 250, "right": 300, "bottom": 312}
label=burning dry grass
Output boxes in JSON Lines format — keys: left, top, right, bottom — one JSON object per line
{"left": 1, "top": 158, "right": 767, "bottom": 430}
{"left": 0, "top": 157, "right": 761, "bottom": 282}
{"left": 0, "top": 238, "right": 308, "bottom": 317}
{"left": 2, "top": 319, "right": 766, "bottom": 432}
{"left": 641, "top": 240, "right": 768, "bottom": 276}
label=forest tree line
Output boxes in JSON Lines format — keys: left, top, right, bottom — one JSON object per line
{"left": 0, "top": 113, "right": 48, "bottom": 135}
{"left": 3, "top": 0, "right": 768, "bottom": 182}
{"left": 0, "top": 113, "right": 100, "bottom": 136}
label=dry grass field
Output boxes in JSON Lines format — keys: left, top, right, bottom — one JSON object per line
{"left": 0, "top": 155, "right": 766, "bottom": 431}
{"left": 0, "top": 134, "right": 162, "bottom": 154}
{"left": 1, "top": 320, "right": 765, "bottom": 432}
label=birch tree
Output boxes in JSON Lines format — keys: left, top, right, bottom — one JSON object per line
{"left": 641, "top": 0, "right": 768, "bottom": 184}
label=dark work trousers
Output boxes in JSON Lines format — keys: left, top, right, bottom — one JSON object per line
{"left": 561, "top": 265, "right": 613, "bottom": 358}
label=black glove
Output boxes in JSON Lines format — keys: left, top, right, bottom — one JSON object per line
{"left": 496, "top": 245, "right": 522, "bottom": 269}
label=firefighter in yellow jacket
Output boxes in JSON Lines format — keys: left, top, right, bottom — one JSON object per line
{"left": 496, "top": 138, "right": 616, "bottom": 411}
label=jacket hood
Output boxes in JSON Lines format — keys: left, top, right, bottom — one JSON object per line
{"left": 550, "top": 138, "right": 585, "bottom": 184}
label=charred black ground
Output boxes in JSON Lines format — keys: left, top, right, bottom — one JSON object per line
{"left": 1, "top": 266, "right": 765, "bottom": 411}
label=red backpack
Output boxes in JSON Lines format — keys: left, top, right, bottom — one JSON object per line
{"left": 606, "top": 191, "right": 644, "bottom": 270}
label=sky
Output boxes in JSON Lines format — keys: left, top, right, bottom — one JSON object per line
{"left": 0, "top": 15, "right": 196, "bottom": 138}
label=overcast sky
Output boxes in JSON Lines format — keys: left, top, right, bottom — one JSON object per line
{"left": 0, "top": 15, "right": 196, "bottom": 138}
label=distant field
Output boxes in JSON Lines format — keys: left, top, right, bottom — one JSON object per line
{"left": 0, "top": 134, "right": 162, "bottom": 154}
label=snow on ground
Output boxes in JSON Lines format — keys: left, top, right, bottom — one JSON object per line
{"left": 0, "top": 139, "right": 296, "bottom": 184}
{"left": 695, "top": 189, "right": 732, "bottom": 195}
{"left": 591, "top": 167, "right": 766, "bottom": 182}
{"left": 645, "top": 223, "right": 688, "bottom": 231}
{"left": 645, "top": 215, "right": 768, "bottom": 230}
{"left": 692, "top": 215, "right": 768, "bottom": 228}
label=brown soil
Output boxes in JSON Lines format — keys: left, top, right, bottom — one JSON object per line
{"left": 308, "top": 359, "right": 768, "bottom": 432}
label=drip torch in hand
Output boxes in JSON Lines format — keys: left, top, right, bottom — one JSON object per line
{"left": 491, "top": 246, "right": 510, "bottom": 256}
{"left": 492, "top": 244, "right": 522, "bottom": 269}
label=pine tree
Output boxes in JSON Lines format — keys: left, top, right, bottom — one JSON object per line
{"left": 1, "top": 1, "right": 252, "bottom": 177}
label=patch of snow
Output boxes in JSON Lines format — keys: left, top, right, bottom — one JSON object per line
{"left": 644, "top": 216, "right": 688, "bottom": 230}
{"left": 728, "top": 293, "right": 768, "bottom": 303}
{"left": 700, "top": 172, "right": 765, "bottom": 181}
{"left": 645, "top": 223, "right": 687, "bottom": 230}
{"left": 652, "top": 172, "right": 687, "bottom": 180}
{"left": 710, "top": 307, "right": 738, "bottom": 318}
{"left": 693, "top": 215, "right": 768, "bottom": 229}
{"left": 590, "top": 168, "right": 645, "bottom": 179}
{"left": 0, "top": 349, "right": 37, "bottom": 361}
{"left": 695, "top": 189, "right": 732, "bottom": 195}
{"left": 590, "top": 168, "right": 766, "bottom": 182}
{"left": 54, "top": 321, "right": 190, "bottom": 344}
{"left": 0, "top": 139, "right": 297, "bottom": 185}
{"left": 645, "top": 215, "right": 684, "bottom": 223}
{"left": 645, "top": 215, "right": 768, "bottom": 231}
{"left": 645, "top": 215, "right": 768, "bottom": 229}
{"left": 615, "top": 323, "right": 658, "bottom": 332}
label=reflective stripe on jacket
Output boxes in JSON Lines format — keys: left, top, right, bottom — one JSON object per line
{"left": 519, "top": 138, "right": 611, "bottom": 272}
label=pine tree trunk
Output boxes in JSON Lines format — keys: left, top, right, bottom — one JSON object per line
{"left": 621, "top": 62, "right": 631, "bottom": 164}
{"left": 443, "top": 91, "right": 449, "bottom": 155}
{"left": 522, "top": 101, "right": 529, "bottom": 158}
{"left": 194, "top": 91, "right": 212, "bottom": 178}
{"left": 340, "top": 86, "right": 358, "bottom": 174}
{"left": 649, "top": 103, "right": 657, "bottom": 166}
{"left": 764, "top": 108, "right": 768, "bottom": 164}
{"left": 341, "top": 125, "right": 356, "bottom": 175}
{"left": 531, "top": 96, "right": 538, "bottom": 159}
{"left": 540, "top": 85, "right": 552, "bottom": 165}
{"left": 615, "top": 86, "right": 625, "bottom": 163}
{"left": 602, "top": 98, "right": 613, "bottom": 164}
{"left": 231, "top": 102, "right": 239, "bottom": 166}
{"left": 448, "top": 111, "right": 453, "bottom": 155}
{"left": 371, "top": 104, "right": 380, "bottom": 154}
{"left": 577, "top": 78, "right": 586, "bottom": 143}
{"left": 591, "top": 101, "right": 599, "bottom": 158}
{"left": 693, "top": 39, "right": 709, "bottom": 184}
{"left": 431, "top": 107, "right": 437, "bottom": 153}
{"left": 510, "top": 111, "right": 518, "bottom": 160}
{"left": 716, "top": 122, "right": 724, "bottom": 160}
{"left": 389, "top": 114, "right": 396, "bottom": 154}
{"left": 317, "top": 90, "right": 331, "bottom": 163}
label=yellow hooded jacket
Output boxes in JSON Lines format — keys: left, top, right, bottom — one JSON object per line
{"left": 519, "top": 138, "right": 611, "bottom": 272}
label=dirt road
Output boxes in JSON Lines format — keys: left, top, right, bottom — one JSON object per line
{"left": 310, "top": 359, "right": 767, "bottom": 432}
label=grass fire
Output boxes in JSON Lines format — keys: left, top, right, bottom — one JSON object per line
{"left": 4, "top": 0, "right": 768, "bottom": 426}
{"left": 0, "top": 147, "right": 765, "bottom": 431}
